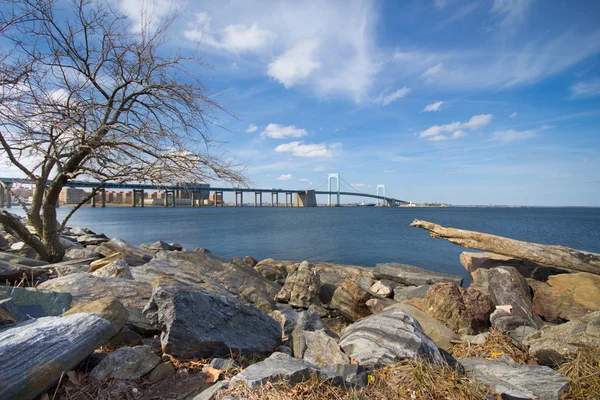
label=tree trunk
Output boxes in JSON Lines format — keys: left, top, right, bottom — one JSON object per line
{"left": 410, "top": 219, "right": 600, "bottom": 275}
{"left": 0, "top": 211, "right": 51, "bottom": 261}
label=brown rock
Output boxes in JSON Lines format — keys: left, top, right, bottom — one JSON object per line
{"left": 275, "top": 261, "right": 320, "bottom": 308}
{"left": 330, "top": 280, "right": 373, "bottom": 321}
{"left": 91, "top": 258, "right": 134, "bottom": 279}
{"left": 365, "top": 298, "right": 396, "bottom": 314}
{"left": 422, "top": 283, "right": 472, "bottom": 335}
{"left": 254, "top": 259, "right": 288, "bottom": 281}
{"left": 244, "top": 256, "right": 258, "bottom": 268}
{"left": 460, "top": 252, "right": 570, "bottom": 281}
{"left": 530, "top": 272, "right": 600, "bottom": 323}
{"left": 461, "top": 286, "right": 494, "bottom": 333}
{"left": 62, "top": 296, "right": 129, "bottom": 330}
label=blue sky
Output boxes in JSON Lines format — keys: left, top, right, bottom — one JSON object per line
{"left": 5, "top": 0, "right": 600, "bottom": 206}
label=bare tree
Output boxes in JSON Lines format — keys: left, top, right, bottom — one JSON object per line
{"left": 0, "top": 0, "right": 245, "bottom": 261}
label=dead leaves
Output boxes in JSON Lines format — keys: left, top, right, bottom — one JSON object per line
{"left": 204, "top": 366, "right": 223, "bottom": 384}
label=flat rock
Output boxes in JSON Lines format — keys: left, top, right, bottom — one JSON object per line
{"left": 487, "top": 267, "right": 542, "bottom": 330}
{"left": 92, "top": 258, "right": 134, "bottom": 279}
{"left": 0, "top": 313, "right": 117, "bottom": 400}
{"left": 374, "top": 263, "right": 463, "bottom": 286}
{"left": 458, "top": 357, "right": 570, "bottom": 400}
{"left": 143, "top": 280, "right": 281, "bottom": 358}
{"left": 275, "top": 261, "right": 320, "bottom": 308}
{"left": 141, "top": 240, "right": 182, "bottom": 253}
{"left": 94, "top": 237, "right": 153, "bottom": 263}
{"left": 370, "top": 280, "right": 394, "bottom": 298}
{"left": 90, "top": 345, "right": 160, "bottom": 380}
{"left": 37, "top": 273, "right": 151, "bottom": 311}
{"left": 393, "top": 285, "right": 431, "bottom": 302}
{"left": 63, "top": 247, "right": 99, "bottom": 260}
{"left": 0, "top": 252, "right": 48, "bottom": 267}
{"left": 230, "top": 352, "right": 366, "bottom": 389}
{"left": 76, "top": 233, "right": 110, "bottom": 246}
{"left": 0, "top": 260, "right": 48, "bottom": 283}
{"left": 330, "top": 280, "right": 374, "bottom": 321}
{"left": 53, "top": 262, "right": 92, "bottom": 277}
{"left": 339, "top": 308, "right": 443, "bottom": 368}
{"left": 62, "top": 296, "right": 129, "bottom": 331}
{"left": 524, "top": 311, "right": 600, "bottom": 366}
{"left": 0, "top": 287, "right": 71, "bottom": 317}
{"left": 460, "top": 252, "right": 570, "bottom": 281}
{"left": 530, "top": 272, "right": 600, "bottom": 323}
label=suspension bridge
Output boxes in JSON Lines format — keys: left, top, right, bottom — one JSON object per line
{"left": 0, "top": 173, "right": 407, "bottom": 208}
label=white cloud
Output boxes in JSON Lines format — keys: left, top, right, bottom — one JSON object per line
{"left": 232, "top": 62, "right": 239, "bottom": 70}
{"left": 492, "top": 125, "right": 550, "bottom": 142}
{"left": 313, "top": 166, "right": 326, "bottom": 172}
{"left": 423, "top": 101, "right": 443, "bottom": 112}
{"left": 384, "top": 169, "right": 396, "bottom": 173}
{"left": 261, "top": 124, "right": 307, "bottom": 139}
{"left": 420, "top": 114, "right": 493, "bottom": 140}
{"left": 435, "top": 0, "right": 447, "bottom": 8}
{"left": 509, "top": 112, "right": 518, "bottom": 118}
{"left": 184, "top": 13, "right": 275, "bottom": 53}
{"left": 428, "top": 135, "right": 448, "bottom": 141}
{"left": 275, "top": 141, "right": 341, "bottom": 158}
{"left": 276, "top": 174, "right": 293, "bottom": 180}
{"left": 491, "top": 0, "right": 534, "bottom": 27}
{"left": 267, "top": 39, "right": 321, "bottom": 88}
{"left": 421, "top": 63, "right": 444, "bottom": 81}
{"left": 246, "top": 124, "right": 259, "bottom": 133}
{"left": 114, "top": 0, "right": 181, "bottom": 32}
{"left": 299, "top": 178, "right": 310, "bottom": 182}
{"left": 351, "top": 183, "right": 365, "bottom": 187}
{"left": 570, "top": 79, "right": 600, "bottom": 98}
{"left": 375, "top": 87, "right": 411, "bottom": 106}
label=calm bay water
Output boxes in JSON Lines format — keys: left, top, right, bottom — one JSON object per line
{"left": 15, "top": 206, "right": 600, "bottom": 283}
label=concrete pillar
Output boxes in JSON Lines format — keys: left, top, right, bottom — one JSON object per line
{"left": 234, "top": 191, "right": 238, "bottom": 207}
{"left": 91, "top": 193, "right": 96, "bottom": 207}
{"left": 0, "top": 184, "right": 5, "bottom": 208}
{"left": 101, "top": 188, "right": 106, "bottom": 208}
{"left": 172, "top": 191, "right": 176, "bottom": 207}
{"left": 141, "top": 189, "right": 144, "bottom": 207}
{"left": 240, "top": 191, "right": 243, "bottom": 207}
{"left": 132, "top": 190, "right": 136, "bottom": 207}
{"left": 260, "top": 192, "right": 263, "bottom": 207}
{"left": 164, "top": 191, "right": 168, "bottom": 207}
{"left": 276, "top": 192, "right": 279, "bottom": 207}
{"left": 294, "top": 190, "right": 317, "bottom": 207}
{"left": 220, "top": 191, "right": 224, "bottom": 207}
{"left": 191, "top": 191, "right": 195, "bottom": 208}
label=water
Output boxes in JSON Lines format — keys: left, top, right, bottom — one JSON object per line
{"left": 12, "top": 206, "right": 600, "bottom": 283}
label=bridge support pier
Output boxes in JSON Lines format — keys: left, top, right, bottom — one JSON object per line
{"left": 294, "top": 190, "right": 317, "bottom": 207}
{"left": 91, "top": 193, "right": 96, "bottom": 207}
{"left": 0, "top": 182, "right": 11, "bottom": 208}
{"left": 234, "top": 191, "right": 244, "bottom": 207}
{"left": 101, "top": 188, "right": 106, "bottom": 208}
{"left": 163, "top": 190, "right": 175, "bottom": 207}
{"left": 254, "top": 192, "right": 262, "bottom": 207}
{"left": 285, "top": 192, "right": 293, "bottom": 207}
{"left": 132, "top": 189, "right": 144, "bottom": 207}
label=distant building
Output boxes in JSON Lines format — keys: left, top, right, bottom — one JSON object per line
{"left": 59, "top": 187, "right": 88, "bottom": 205}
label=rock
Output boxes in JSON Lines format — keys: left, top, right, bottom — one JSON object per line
{"left": 92, "top": 258, "right": 134, "bottom": 279}
{"left": 374, "top": 263, "right": 463, "bottom": 286}
{"left": 370, "top": 280, "right": 394, "bottom": 298}
{"left": 230, "top": 352, "right": 366, "bottom": 389}
{"left": 460, "top": 252, "right": 570, "bottom": 282}
{"left": 0, "top": 252, "right": 48, "bottom": 267}
{"left": 293, "top": 329, "right": 349, "bottom": 364}
{"left": 365, "top": 298, "right": 396, "bottom": 314}
{"left": 70, "top": 227, "right": 95, "bottom": 236}
{"left": 0, "top": 298, "right": 24, "bottom": 326}
{"left": 53, "top": 263, "right": 90, "bottom": 277}
{"left": 8, "top": 242, "right": 37, "bottom": 259}
{"left": 63, "top": 247, "right": 99, "bottom": 260}
{"left": 507, "top": 326, "right": 537, "bottom": 347}
{"left": 487, "top": 267, "right": 542, "bottom": 330}
{"left": 461, "top": 286, "right": 495, "bottom": 333}
{"left": 458, "top": 358, "right": 570, "bottom": 400}
{"left": 38, "top": 273, "right": 152, "bottom": 310}
{"left": 462, "top": 332, "right": 489, "bottom": 346}
{"left": 421, "top": 283, "right": 472, "bottom": 335}
{"left": 0, "top": 313, "right": 117, "bottom": 400}
{"left": 58, "top": 236, "right": 83, "bottom": 249}
{"left": 530, "top": 272, "right": 600, "bottom": 323}
{"left": 0, "top": 287, "right": 71, "bottom": 317}
{"left": 330, "top": 280, "right": 373, "bottom": 321}
{"left": 243, "top": 256, "right": 258, "bottom": 267}
{"left": 62, "top": 296, "right": 129, "bottom": 331}
{"left": 189, "top": 380, "right": 230, "bottom": 400}
{"left": 393, "top": 285, "right": 431, "bottom": 302}
{"left": 254, "top": 260, "right": 287, "bottom": 281}
{"left": 385, "top": 303, "right": 460, "bottom": 352}
{"left": 108, "top": 326, "right": 143, "bottom": 347}
{"left": 148, "top": 361, "right": 175, "bottom": 383}
{"left": 94, "top": 238, "right": 154, "bottom": 264}
{"left": 490, "top": 309, "right": 531, "bottom": 333}
{"left": 339, "top": 308, "right": 443, "bottom": 368}
{"left": 141, "top": 240, "right": 182, "bottom": 253}
{"left": 210, "top": 358, "right": 237, "bottom": 370}
{"left": 90, "top": 345, "right": 160, "bottom": 380}
{"left": 76, "top": 233, "right": 110, "bottom": 246}
{"left": 270, "top": 308, "right": 300, "bottom": 343}
{"left": 126, "top": 308, "right": 158, "bottom": 335}
{"left": 0, "top": 260, "right": 48, "bottom": 283}
{"left": 524, "top": 311, "right": 600, "bottom": 366}
{"left": 143, "top": 280, "right": 281, "bottom": 358}
{"left": 275, "top": 261, "right": 320, "bottom": 308}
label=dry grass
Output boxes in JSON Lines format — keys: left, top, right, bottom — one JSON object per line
{"left": 51, "top": 375, "right": 141, "bottom": 400}
{"left": 451, "top": 329, "right": 530, "bottom": 364}
{"left": 558, "top": 349, "right": 600, "bottom": 400}
{"left": 219, "top": 360, "right": 490, "bottom": 400}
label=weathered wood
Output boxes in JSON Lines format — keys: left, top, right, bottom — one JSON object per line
{"left": 410, "top": 219, "right": 600, "bottom": 275}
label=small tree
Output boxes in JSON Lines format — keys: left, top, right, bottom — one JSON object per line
{"left": 0, "top": 0, "right": 245, "bottom": 261}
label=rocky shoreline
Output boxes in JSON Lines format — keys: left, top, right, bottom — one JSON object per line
{"left": 1, "top": 217, "right": 599, "bottom": 399}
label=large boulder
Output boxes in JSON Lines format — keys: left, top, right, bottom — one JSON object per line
{"left": 0, "top": 287, "right": 71, "bottom": 317}
{"left": 140, "top": 240, "right": 182, "bottom": 253}
{"left": 143, "top": 280, "right": 281, "bottom": 358}
{"left": 37, "top": 273, "right": 152, "bottom": 311}
{"left": 63, "top": 247, "right": 99, "bottom": 260}
{"left": 458, "top": 358, "right": 569, "bottom": 400}
{"left": 0, "top": 313, "right": 117, "bottom": 400}
{"left": 0, "top": 252, "right": 48, "bottom": 267}
{"left": 330, "top": 280, "right": 373, "bottom": 321}
{"left": 523, "top": 311, "right": 600, "bottom": 366}
{"left": 92, "top": 258, "right": 134, "bottom": 279}
{"left": 374, "top": 263, "right": 463, "bottom": 286}
{"left": 62, "top": 296, "right": 129, "bottom": 331}
{"left": 291, "top": 309, "right": 348, "bottom": 365}
{"left": 0, "top": 260, "right": 48, "bottom": 283}
{"left": 275, "top": 261, "right": 320, "bottom": 308}
{"left": 94, "top": 238, "right": 154, "bottom": 264}
{"left": 530, "top": 272, "right": 600, "bottom": 323}
{"left": 393, "top": 285, "right": 431, "bottom": 302}
{"left": 89, "top": 345, "right": 160, "bottom": 380}
{"left": 339, "top": 308, "right": 443, "bottom": 368}
{"left": 230, "top": 352, "right": 367, "bottom": 390}
{"left": 254, "top": 259, "right": 288, "bottom": 281}
{"left": 487, "top": 267, "right": 542, "bottom": 330}
{"left": 460, "top": 252, "right": 570, "bottom": 282}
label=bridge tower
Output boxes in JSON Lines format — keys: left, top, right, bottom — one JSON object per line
{"left": 327, "top": 173, "right": 341, "bottom": 206}
{"left": 376, "top": 184, "right": 386, "bottom": 206}
{"left": 0, "top": 181, "right": 12, "bottom": 208}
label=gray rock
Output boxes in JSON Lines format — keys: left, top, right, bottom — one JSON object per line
{"left": 365, "top": 298, "right": 396, "bottom": 314}
{"left": 210, "top": 358, "right": 238, "bottom": 370}
{"left": 108, "top": 326, "right": 143, "bottom": 347}
{"left": 76, "top": 233, "right": 110, "bottom": 246}
{"left": 279, "top": 345, "right": 293, "bottom": 355}
{"left": 189, "top": 380, "right": 230, "bottom": 400}
{"left": 0, "top": 313, "right": 117, "bottom": 400}
{"left": 90, "top": 345, "right": 161, "bottom": 380}
{"left": 70, "top": 227, "right": 96, "bottom": 236}
{"left": 54, "top": 263, "right": 90, "bottom": 277}
{"left": 375, "top": 263, "right": 463, "bottom": 286}
{"left": 487, "top": 267, "right": 542, "bottom": 330}
{"left": 94, "top": 237, "right": 153, "bottom": 263}
{"left": 270, "top": 308, "right": 300, "bottom": 343}
{"left": 141, "top": 240, "right": 182, "bottom": 253}
{"left": 0, "top": 298, "right": 24, "bottom": 324}
{"left": 339, "top": 308, "right": 443, "bottom": 368}
{"left": 293, "top": 329, "right": 349, "bottom": 365}
{"left": 393, "top": 285, "right": 431, "bottom": 302}
{"left": 0, "top": 287, "right": 71, "bottom": 317}
{"left": 64, "top": 247, "right": 99, "bottom": 260}
{"left": 230, "top": 352, "right": 366, "bottom": 389}
{"left": 524, "top": 311, "right": 600, "bottom": 366}
{"left": 507, "top": 326, "right": 537, "bottom": 347}
{"left": 8, "top": 242, "right": 37, "bottom": 259}
{"left": 0, "top": 252, "right": 49, "bottom": 266}
{"left": 59, "top": 236, "right": 84, "bottom": 249}
{"left": 143, "top": 280, "right": 281, "bottom": 358}
{"left": 92, "top": 258, "right": 133, "bottom": 279}
{"left": 458, "top": 358, "right": 570, "bottom": 400}
{"left": 148, "top": 361, "right": 175, "bottom": 383}
{"left": 0, "top": 260, "right": 48, "bottom": 283}
{"left": 275, "top": 261, "right": 321, "bottom": 308}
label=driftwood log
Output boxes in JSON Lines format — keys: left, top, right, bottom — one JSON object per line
{"left": 410, "top": 219, "right": 600, "bottom": 275}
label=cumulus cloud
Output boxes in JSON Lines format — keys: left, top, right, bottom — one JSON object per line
{"left": 375, "top": 87, "right": 412, "bottom": 106}
{"left": 246, "top": 124, "right": 259, "bottom": 133}
{"left": 351, "top": 183, "right": 365, "bottom": 187}
{"left": 275, "top": 141, "right": 341, "bottom": 158}
{"left": 267, "top": 39, "right": 321, "bottom": 88}
{"left": 509, "top": 112, "right": 518, "bottom": 118}
{"left": 423, "top": 101, "right": 443, "bottom": 112}
{"left": 420, "top": 114, "right": 493, "bottom": 140}
{"left": 276, "top": 174, "right": 293, "bottom": 180}
{"left": 261, "top": 124, "right": 308, "bottom": 139}
{"left": 184, "top": 13, "right": 275, "bottom": 53}
{"left": 570, "top": 79, "right": 600, "bottom": 98}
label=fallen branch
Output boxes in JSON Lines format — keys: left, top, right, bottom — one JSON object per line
{"left": 410, "top": 219, "right": 600, "bottom": 275}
